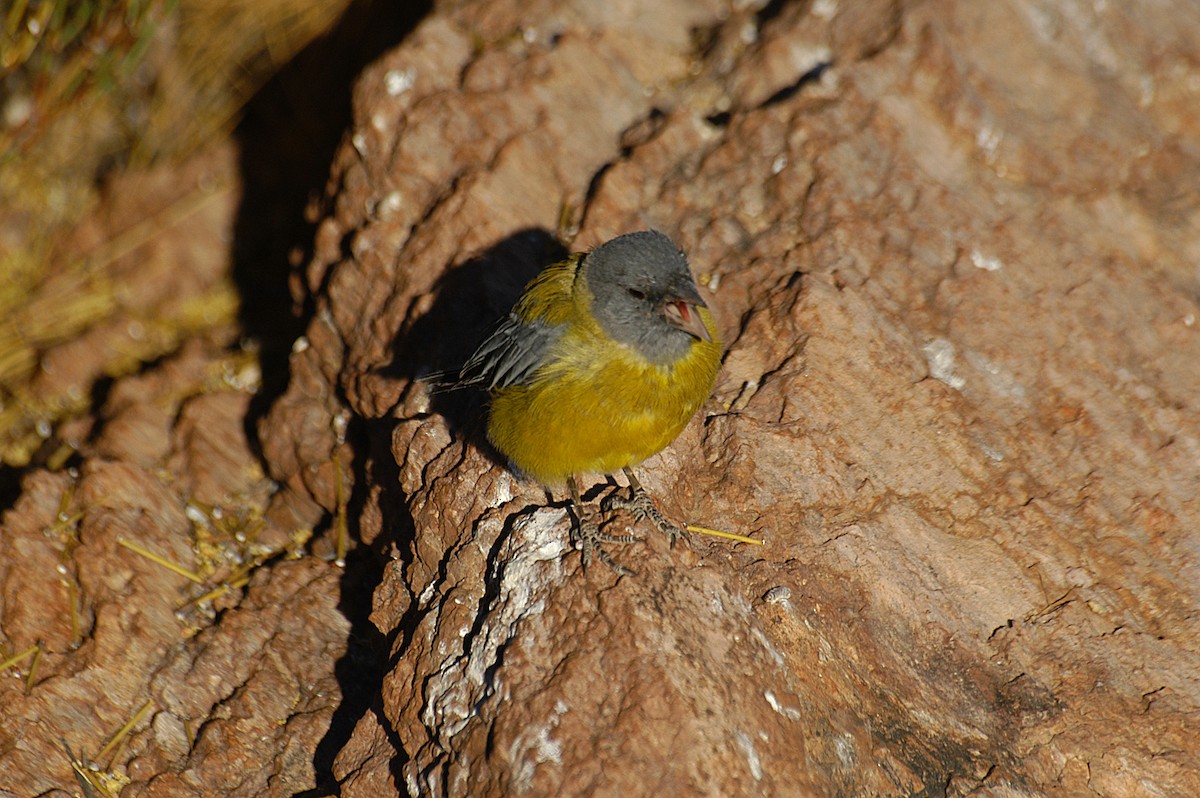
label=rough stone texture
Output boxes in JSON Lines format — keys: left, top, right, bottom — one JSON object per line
{"left": 3, "top": 0, "right": 1199, "bottom": 796}
{"left": 256, "top": 0, "right": 1200, "bottom": 796}
{"left": 1, "top": 144, "right": 243, "bottom": 468}
{"left": 0, "top": 338, "right": 348, "bottom": 796}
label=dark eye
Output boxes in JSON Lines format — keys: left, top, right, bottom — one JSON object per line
{"left": 627, "top": 288, "right": 646, "bottom": 300}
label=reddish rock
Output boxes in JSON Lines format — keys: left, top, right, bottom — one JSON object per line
{"left": 3, "top": 0, "right": 1199, "bottom": 795}
{"left": 258, "top": 0, "right": 1200, "bottom": 794}
{"left": 0, "top": 341, "right": 345, "bottom": 796}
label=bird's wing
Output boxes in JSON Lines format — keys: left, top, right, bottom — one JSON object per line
{"left": 458, "top": 313, "right": 566, "bottom": 389}
{"left": 457, "top": 255, "right": 578, "bottom": 389}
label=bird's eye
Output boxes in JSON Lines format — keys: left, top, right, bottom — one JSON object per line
{"left": 627, "top": 288, "right": 646, "bottom": 300}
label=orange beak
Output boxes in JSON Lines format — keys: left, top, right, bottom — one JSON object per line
{"left": 663, "top": 300, "right": 713, "bottom": 342}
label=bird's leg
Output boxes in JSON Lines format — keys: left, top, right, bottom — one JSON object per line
{"left": 567, "top": 475, "right": 636, "bottom": 576}
{"left": 602, "top": 467, "right": 683, "bottom": 545}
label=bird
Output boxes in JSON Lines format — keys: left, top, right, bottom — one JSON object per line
{"left": 455, "top": 229, "right": 722, "bottom": 573}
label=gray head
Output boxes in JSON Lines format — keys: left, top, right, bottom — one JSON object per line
{"left": 583, "top": 230, "right": 713, "bottom": 365}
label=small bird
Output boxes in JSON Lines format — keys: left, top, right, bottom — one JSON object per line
{"left": 457, "top": 230, "right": 722, "bottom": 572}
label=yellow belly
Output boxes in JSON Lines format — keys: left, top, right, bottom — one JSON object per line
{"left": 487, "top": 332, "right": 720, "bottom": 485}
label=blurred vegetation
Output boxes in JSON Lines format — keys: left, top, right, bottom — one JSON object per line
{"left": 0, "top": 0, "right": 350, "bottom": 467}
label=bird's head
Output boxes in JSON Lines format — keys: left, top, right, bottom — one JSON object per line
{"left": 584, "top": 230, "right": 715, "bottom": 365}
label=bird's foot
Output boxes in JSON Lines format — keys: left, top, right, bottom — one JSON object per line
{"left": 571, "top": 515, "right": 639, "bottom": 576}
{"left": 602, "top": 485, "right": 682, "bottom": 546}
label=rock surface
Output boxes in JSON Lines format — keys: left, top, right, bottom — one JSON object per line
{"left": 3, "top": 0, "right": 1199, "bottom": 796}
{"left": 259, "top": 0, "right": 1200, "bottom": 795}
{"left": 1, "top": 337, "right": 349, "bottom": 797}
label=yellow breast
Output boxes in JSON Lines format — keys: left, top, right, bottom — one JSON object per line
{"left": 485, "top": 261, "right": 721, "bottom": 484}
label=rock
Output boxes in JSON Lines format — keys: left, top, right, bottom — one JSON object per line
{"left": 258, "top": 0, "right": 1200, "bottom": 795}
{"left": 0, "top": 341, "right": 346, "bottom": 796}
{"left": 4, "top": 0, "right": 1199, "bottom": 795}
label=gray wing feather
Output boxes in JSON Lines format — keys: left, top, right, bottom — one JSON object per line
{"left": 458, "top": 314, "right": 563, "bottom": 390}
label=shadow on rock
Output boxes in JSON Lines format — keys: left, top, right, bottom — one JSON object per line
{"left": 231, "top": 0, "right": 433, "bottom": 460}
{"left": 387, "top": 226, "right": 569, "bottom": 463}
{"left": 226, "top": 2, "right": 434, "bottom": 796}
{"left": 296, "top": 227, "right": 568, "bottom": 795}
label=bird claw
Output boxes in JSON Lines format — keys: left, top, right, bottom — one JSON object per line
{"left": 601, "top": 486, "right": 682, "bottom": 545}
{"left": 571, "top": 516, "right": 638, "bottom": 576}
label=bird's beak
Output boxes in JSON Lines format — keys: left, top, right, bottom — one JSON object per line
{"left": 663, "top": 299, "right": 713, "bottom": 342}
